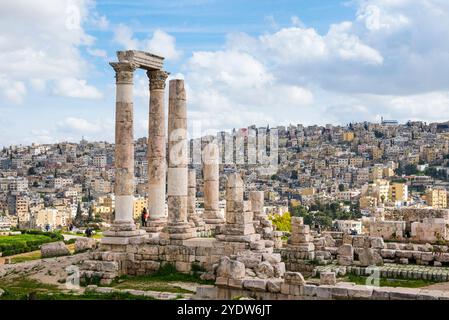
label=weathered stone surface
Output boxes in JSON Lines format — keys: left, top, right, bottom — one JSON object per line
{"left": 41, "top": 241, "right": 70, "bottom": 258}
{"left": 284, "top": 272, "right": 306, "bottom": 285}
{"left": 147, "top": 70, "right": 168, "bottom": 220}
{"left": 243, "top": 279, "right": 267, "bottom": 292}
{"left": 236, "top": 252, "right": 262, "bottom": 268}
{"left": 381, "top": 249, "right": 396, "bottom": 259}
{"left": 337, "top": 256, "right": 353, "bottom": 266}
{"left": 227, "top": 278, "right": 243, "bottom": 289}
{"left": 358, "top": 248, "right": 384, "bottom": 267}
{"left": 352, "top": 236, "right": 365, "bottom": 248}
{"left": 255, "top": 261, "right": 274, "bottom": 279}
{"left": 267, "top": 279, "right": 283, "bottom": 293}
{"left": 370, "top": 237, "right": 385, "bottom": 249}
{"left": 245, "top": 268, "right": 256, "bottom": 277}
{"left": 337, "top": 244, "right": 354, "bottom": 257}
{"left": 316, "top": 285, "right": 333, "bottom": 299}
{"left": 273, "top": 262, "right": 286, "bottom": 278}
{"left": 303, "top": 284, "right": 317, "bottom": 297}
{"left": 262, "top": 253, "right": 281, "bottom": 264}
{"left": 216, "top": 256, "right": 245, "bottom": 279}
{"left": 75, "top": 238, "right": 97, "bottom": 253}
{"left": 324, "top": 234, "right": 336, "bottom": 247}
{"left": 320, "top": 272, "right": 336, "bottom": 286}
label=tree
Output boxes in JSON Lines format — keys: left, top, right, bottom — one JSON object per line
{"left": 87, "top": 205, "right": 93, "bottom": 222}
{"left": 403, "top": 164, "right": 418, "bottom": 175}
{"left": 75, "top": 203, "right": 83, "bottom": 226}
{"left": 374, "top": 131, "right": 384, "bottom": 139}
{"left": 338, "top": 184, "right": 345, "bottom": 192}
{"left": 268, "top": 212, "right": 291, "bottom": 232}
{"left": 290, "top": 170, "right": 298, "bottom": 180}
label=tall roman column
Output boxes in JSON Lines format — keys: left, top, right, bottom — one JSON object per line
{"left": 188, "top": 168, "right": 206, "bottom": 231}
{"left": 165, "top": 79, "right": 196, "bottom": 240}
{"left": 187, "top": 169, "right": 197, "bottom": 218}
{"left": 203, "top": 141, "right": 225, "bottom": 226}
{"left": 102, "top": 62, "right": 146, "bottom": 244}
{"left": 146, "top": 70, "right": 169, "bottom": 233}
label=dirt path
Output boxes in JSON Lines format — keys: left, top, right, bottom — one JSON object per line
{"left": 422, "top": 281, "right": 449, "bottom": 291}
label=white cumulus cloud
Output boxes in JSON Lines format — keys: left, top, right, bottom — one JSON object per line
{"left": 53, "top": 78, "right": 103, "bottom": 99}
{"left": 114, "top": 25, "right": 182, "bottom": 60}
{"left": 0, "top": 0, "right": 102, "bottom": 103}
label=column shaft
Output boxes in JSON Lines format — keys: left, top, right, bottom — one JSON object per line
{"left": 203, "top": 142, "right": 224, "bottom": 224}
{"left": 165, "top": 79, "right": 196, "bottom": 240}
{"left": 111, "top": 62, "right": 135, "bottom": 225}
{"left": 167, "top": 79, "right": 188, "bottom": 224}
{"left": 147, "top": 70, "right": 169, "bottom": 221}
{"left": 187, "top": 169, "right": 196, "bottom": 217}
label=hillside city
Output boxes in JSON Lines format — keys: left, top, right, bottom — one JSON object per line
{"left": 2, "top": 118, "right": 449, "bottom": 242}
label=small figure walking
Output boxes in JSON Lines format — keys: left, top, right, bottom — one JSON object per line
{"left": 141, "top": 207, "right": 149, "bottom": 227}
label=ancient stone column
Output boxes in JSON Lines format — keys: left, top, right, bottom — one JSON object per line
{"left": 188, "top": 168, "right": 206, "bottom": 231}
{"left": 216, "top": 173, "right": 258, "bottom": 243}
{"left": 249, "top": 191, "right": 265, "bottom": 219}
{"left": 250, "top": 190, "right": 276, "bottom": 243}
{"left": 146, "top": 70, "right": 169, "bottom": 233}
{"left": 102, "top": 62, "right": 146, "bottom": 244}
{"left": 165, "top": 79, "right": 196, "bottom": 240}
{"left": 225, "top": 173, "right": 244, "bottom": 225}
{"left": 187, "top": 169, "right": 197, "bottom": 218}
{"left": 202, "top": 141, "right": 224, "bottom": 226}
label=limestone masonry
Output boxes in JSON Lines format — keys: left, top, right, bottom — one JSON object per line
{"left": 77, "top": 50, "right": 449, "bottom": 301}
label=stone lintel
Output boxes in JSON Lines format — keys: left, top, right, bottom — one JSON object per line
{"left": 117, "top": 50, "right": 164, "bottom": 71}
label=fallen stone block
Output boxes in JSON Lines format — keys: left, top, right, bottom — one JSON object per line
{"left": 243, "top": 279, "right": 267, "bottom": 292}
{"left": 41, "top": 241, "right": 70, "bottom": 258}
{"left": 320, "top": 272, "right": 336, "bottom": 286}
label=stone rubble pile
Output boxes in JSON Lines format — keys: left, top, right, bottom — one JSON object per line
{"left": 214, "top": 252, "right": 286, "bottom": 293}
{"left": 250, "top": 191, "right": 283, "bottom": 249}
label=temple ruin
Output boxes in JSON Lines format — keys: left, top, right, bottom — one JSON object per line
{"left": 79, "top": 51, "right": 449, "bottom": 300}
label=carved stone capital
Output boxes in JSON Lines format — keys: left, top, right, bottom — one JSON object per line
{"left": 110, "top": 62, "right": 137, "bottom": 84}
{"left": 147, "top": 70, "right": 169, "bottom": 90}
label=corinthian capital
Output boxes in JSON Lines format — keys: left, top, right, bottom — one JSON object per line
{"left": 147, "top": 70, "right": 169, "bottom": 90}
{"left": 110, "top": 62, "right": 137, "bottom": 84}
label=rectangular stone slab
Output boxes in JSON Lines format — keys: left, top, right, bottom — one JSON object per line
{"left": 117, "top": 50, "right": 164, "bottom": 70}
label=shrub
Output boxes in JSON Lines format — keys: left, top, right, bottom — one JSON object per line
{"left": 269, "top": 212, "right": 292, "bottom": 232}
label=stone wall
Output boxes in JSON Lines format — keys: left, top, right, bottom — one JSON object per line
{"left": 384, "top": 208, "right": 449, "bottom": 231}
{"left": 194, "top": 282, "right": 449, "bottom": 300}
{"left": 411, "top": 218, "right": 449, "bottom": 243}
{"left": 369, "top": 220, "right": 406, "bottom": 240}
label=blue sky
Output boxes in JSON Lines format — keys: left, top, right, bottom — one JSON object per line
{"left": 1, "top": 0, "right": 449, "bottom": 147}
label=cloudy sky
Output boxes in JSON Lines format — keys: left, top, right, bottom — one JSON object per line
{"left": 1, "top": 0, "right": 449, "bottom": 147}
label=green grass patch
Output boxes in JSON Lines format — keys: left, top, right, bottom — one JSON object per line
{"left": 0, "top": 277, "right": 157, "bottom": 300}
{"left": 32, "top": 291, "right": 156, "bottom": 300}
{"left": 345, "top": 274, "right": 438, "bottom": 288}
{"left": 0, "top": 230, "right": 63, "bottom": 257}
{"left": 10, "top": 250, "right": 41, "bottom": 263}
{"left": 0, "top": 277, "right": 60, "bottom": 300}
{"left": 92, "top": 232, "right": 103, "bottom": 239}
{"left": 109, "top": 263, "right": 214, "bottom": 294}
